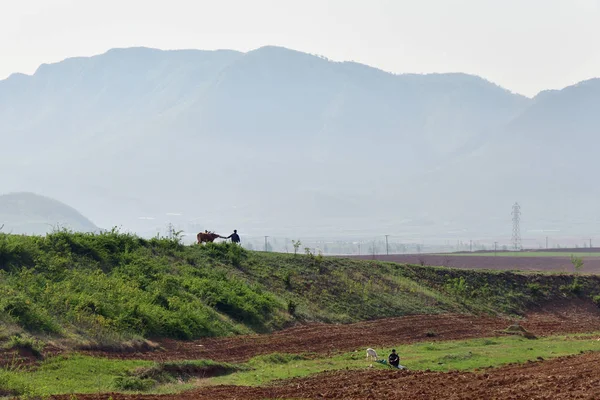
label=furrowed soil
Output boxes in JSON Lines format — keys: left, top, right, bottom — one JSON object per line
{"left": 347, "top": 254, "right": 600, "bottom": 273}
{"left": 51, "top": 350, "right": 600, "bottom": 400}
{"left": 75, "top": 300, "right": 600, "bottom": 363}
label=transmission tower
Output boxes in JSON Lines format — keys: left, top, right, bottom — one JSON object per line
{"left": 511, "top": 202, "right": 522, "bottom": 251}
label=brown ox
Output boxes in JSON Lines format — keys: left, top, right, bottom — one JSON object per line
{"left": 197, "top": 231, "right": 225, "bottom": 244}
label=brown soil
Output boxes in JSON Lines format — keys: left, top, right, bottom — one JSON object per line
{"left": 0, "top": 344, "right": 61, "bottom": 369}
{"left": 50, "top": 351, "right": 600, "bottom": 400}
{"left": 346, "top": 254, "right": 600, "bottom": 273}
{"left": 79, "top": 299, "right": 600, "bottom": 363}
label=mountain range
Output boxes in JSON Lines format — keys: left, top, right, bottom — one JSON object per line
{"left": 1, "top": 46, "right": 598, "bottom": 241}
{"left": 0, "top": 192, "right": 98, "bottom": 234}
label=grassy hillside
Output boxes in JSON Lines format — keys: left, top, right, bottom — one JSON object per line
{"left": 1, "top": 230, "right": 600, "bottom": 344}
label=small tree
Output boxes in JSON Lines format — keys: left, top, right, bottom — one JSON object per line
{"left": 292, "top": 240, "right": 302, "bottom": 256}
{"left": 568, "top": 254, "right": 585, "bottom": 295}
{"left": 571, "top": 254, "right": 584, "bottom": 274}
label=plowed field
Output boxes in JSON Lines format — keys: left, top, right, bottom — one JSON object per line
{"left": 51, "top": 351, "right": 600, "bottom": 399}
{"left": 78, "top": 300, "right": 600, "bottom": 363}
{"left": 347, "top": 254, "right": 600, "bottom": 273}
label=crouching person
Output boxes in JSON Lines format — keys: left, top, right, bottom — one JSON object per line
{"left": 388, "top": 349, "right": 400, "bottom": 369}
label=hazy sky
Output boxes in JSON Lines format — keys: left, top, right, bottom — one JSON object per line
{"left": 1, "top": 0, "right": 598, "bottom": 97}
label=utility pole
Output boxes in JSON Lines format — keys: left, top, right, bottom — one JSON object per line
{"left": 511, "top": 202, "right": 522, "bottom": 251}
{"left": 385, "top": 235, "right": 389, "bottom": 255}
{"left": 494, "top": 242, "right": 498, "bottom": 256}
{"left": 470, "top": 240, "right": 472, "bottom": 252}
{"left": 264, "top": 236, "right": 269, "bottom": 252}
{"left": 590, "top": 238, "right": 593, "bottom": 249}
{"left": 546, "top": 236, "right": 548, "bottom": 250}
{"left": 358, "top": 242, "right": 361, "bottom": 256}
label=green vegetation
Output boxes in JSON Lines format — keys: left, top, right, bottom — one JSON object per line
{"left": 2, "top": 229, "right": 600, "bottom": 344}
{"left": 210, "top": 334, "right": 600, "bottom": 387}
{"left": 0, "top": 356, "right": 244, "bottom": 397}
{"left": 2, "top": 334, "right": 45, "bottom": 358}
{"left": 0, "top": 356, "right": 149, "bottom": 397}
{"left": 2, "top": 334, "right": 600, "bottom": 396}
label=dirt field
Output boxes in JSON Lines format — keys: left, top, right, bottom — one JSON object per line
{"left": 74, "top": 300, "right": 600, "bottom": 363}
{"left": 346, "top": 254, "right": 600, "bottom": 273}
{"left": 51, "top": 350, "right": 600, "bottom": 400}
{"left": 4, "top": 300, "right": 597, "bottom": 399}
{"left": 7, "top": 300, "right": 599, "bottom": 369}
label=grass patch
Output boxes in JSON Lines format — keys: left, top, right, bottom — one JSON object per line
{"left": 3, "top": 334, "right": 600, "bottom": 395}
{"left": 208, "top": 333, "right": 600, "bottom": 386}
{"left": 0, "top": 355, "right": 151, "bottom": 396}
{"left": 0, "top": 356, "right": 246, "bottom": 397}
{"left": 249, "top": 353, "right": 311, "bottom": 365}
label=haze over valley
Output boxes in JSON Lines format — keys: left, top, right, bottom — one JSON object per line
{"left": 1, "top": 45, "right": 598, "bottom": 248}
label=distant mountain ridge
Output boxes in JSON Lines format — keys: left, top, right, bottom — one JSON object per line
{"left": 0, "top": 46, "right": 597, "bottom": 239}
{"left": 0, "top": 192, "right": 99, "bottom": 235}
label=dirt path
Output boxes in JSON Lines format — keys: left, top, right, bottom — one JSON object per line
{"left": 80, "top": 300, "right": 600, "bottom": 363}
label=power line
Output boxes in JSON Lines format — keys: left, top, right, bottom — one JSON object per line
{"left": 511, "top": 202, "right": 522, "bottom": 251}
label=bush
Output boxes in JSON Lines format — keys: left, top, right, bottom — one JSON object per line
{"left": 0, "top": 291, "right": 60, "bottom": 333}
{"left": 445, "top": 276, "right": 470, "bottom": 297}
{"left": 560, "top": 281, "right": 584, "bottom": 296}
{"left": 113, "top": 376, "right": 156, "bottom": 391}
{"left": 527, "top": 282, "right": 543, "bottom": 296}
{"left": 287, "top": 300, "right": 297, "bottom": 316}
{"left": 4, "top": 334, "right": 45, "bottom": 358}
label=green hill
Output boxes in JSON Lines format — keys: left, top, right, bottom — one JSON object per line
{"left": 1, "top": 229, "right": 598, "bottom": 345}
{"left": 0, "top": 192, "right": 98, "bottom": 235}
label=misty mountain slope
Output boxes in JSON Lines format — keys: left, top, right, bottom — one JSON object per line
{"left": 192, "top": 47, "right": 528, "bottom": 153}
{"left": 4, "top": 45, "right": 588, "bottom": 237}
{"left": 404, "top": 78, "right": 600, "bottom": 235}
{"left": 0, "top": 192, "right": 99, "bottom": 235}
{"left": 0, "top": 47, "right": 243, "bottom": 163}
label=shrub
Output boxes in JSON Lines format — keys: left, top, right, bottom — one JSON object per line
{"left": 113, "top": 376, "right": 156, "bottom": 391}
{"left": 287, "top": 300, "right": 297, "bottom": 316}
{"left": 445, "top": 276, "right": 470, "bottom": 297}
{"left": 527, "top": 282, "right": 543, "bottom": 296}
{"left": 4, "top": 334, "right": 45, "bottom": 358}
{"left": 560, "top": 281, "right": 584, "bottom": 296}
{"left": 0, "top": 292, "right": 60, "bottom": 333}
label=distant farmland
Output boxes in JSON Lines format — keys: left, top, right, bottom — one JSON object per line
{"left": 344, "top": 248, "right": 600, "bottom": 274}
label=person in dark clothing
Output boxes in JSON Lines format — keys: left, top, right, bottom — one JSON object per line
{"left": 388, "top": 349, "right": 400, "bottom": 368}
{"left": 227, "top": 230, "right": 241, "bottom": 244}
